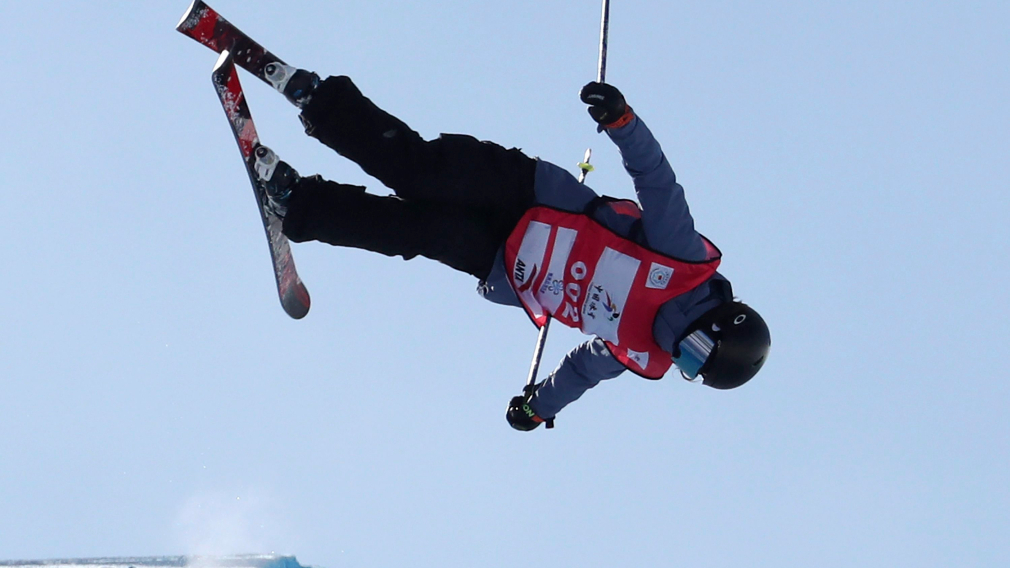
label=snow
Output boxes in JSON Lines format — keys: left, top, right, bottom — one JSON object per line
{"left": 0, "top": 555, "right": 310, "bottom": 568}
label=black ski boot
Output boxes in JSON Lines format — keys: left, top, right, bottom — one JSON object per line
{"left": 253, "top": 145, "right": 299, "bottom": 218}
{"left": 263, "top": 63, "right": 320, "bottom": 108}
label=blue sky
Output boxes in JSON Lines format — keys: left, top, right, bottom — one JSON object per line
{"left": 1, "top": 1, "right": 1008, "bottom": 567}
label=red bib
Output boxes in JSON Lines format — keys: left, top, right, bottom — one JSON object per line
{"left": 504, "top": 203, "right": 721, "bottom": 378}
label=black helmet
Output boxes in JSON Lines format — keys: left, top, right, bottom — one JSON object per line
{"left": 673, "top": 301, "right": 770, "bottom": 390}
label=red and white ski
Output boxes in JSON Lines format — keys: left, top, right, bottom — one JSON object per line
{"left": 178, "top": 0, "right": 285, "bottom": 86}
{"left": 211, "top": 50, "right": 310, "bottom": 319}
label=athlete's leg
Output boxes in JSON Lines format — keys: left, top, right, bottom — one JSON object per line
{"left": 282, "top": 175, "right": 502, "bottom": 280}
{"left": 298, "top": 76, "right": 536, "bottom": 222}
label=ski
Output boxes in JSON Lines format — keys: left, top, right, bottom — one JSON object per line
{"left": 211, "top": 50, "right": 310, "bottom": 319}
{"left": 178, "top": 0, "right": 285, "bottom": 86}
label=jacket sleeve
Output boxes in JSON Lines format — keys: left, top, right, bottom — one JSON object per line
{"left": 606, "top": 115, "right": 708, "bottom": 261}
{"left": 530, "top": 338, "right": 626, "bottom": 419}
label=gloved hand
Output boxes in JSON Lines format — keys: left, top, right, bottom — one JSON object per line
{"left": 579, "top": 82, "right": 634, "bottom": 129}
{"left": 506, "top": 395, "right": 545, "bottom": 431}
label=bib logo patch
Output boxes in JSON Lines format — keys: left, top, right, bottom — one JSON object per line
{"left": 625, "top": 349, "right": 650, "bottom": 370}
{"left": 514, "top": 258, "right": 527, "bottom": 283}
{"left": 516, "top": 263, "right": 538, "bottom": 293}
{"left": 646, "top": 263, "right": 675, "bottom": 290}
{"left": 584, "top": 285, "right": 622, "bottom": 323}
{"left": 538, "top": 272, "right": 563, "bottom": 296}
{"left": 603, "top": 290, "right": 622, "bottom": 322}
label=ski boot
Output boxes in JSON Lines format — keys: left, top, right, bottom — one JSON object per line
{"left": 264, "top": 63, "right": 319, "bottom": 108}
{"left": 253, "top": 145, "right": 300, "bottom": 218}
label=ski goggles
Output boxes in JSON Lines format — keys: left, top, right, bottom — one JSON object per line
{"left": 673, "top": 329, "right": 717, "bottom": 381}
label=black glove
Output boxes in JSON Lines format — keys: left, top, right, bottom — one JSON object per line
{"left": 580, "top": 82, "right": 632, "bottom": 128}
{"left": 506, "top": 395, "right": 544, "bottom": 431}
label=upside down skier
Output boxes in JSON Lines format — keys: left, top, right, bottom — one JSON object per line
{"left": 253, "top": 64, "right": 771, "bottom": 431}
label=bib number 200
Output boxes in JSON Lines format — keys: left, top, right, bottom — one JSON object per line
{"left": 559, "top": 262, "right": 588, "bottom": 324}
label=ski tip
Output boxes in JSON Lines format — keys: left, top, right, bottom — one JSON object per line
{"left": 212, "top": 49, "right": 234, "bottom": 76}
{"left": 176, "top": 0, "right": 207, "bottom": 32}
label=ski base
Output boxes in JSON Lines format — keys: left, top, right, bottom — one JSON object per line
{"left": 211, "top": 50, "right": 310, "bottom": 319}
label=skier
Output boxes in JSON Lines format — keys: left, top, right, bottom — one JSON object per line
{"left": 254, "top": 64, "right": 771, "bottom": 431}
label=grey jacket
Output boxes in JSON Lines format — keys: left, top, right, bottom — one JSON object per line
{"left": 479, "top": 113, "right": 729, "bottom": 419}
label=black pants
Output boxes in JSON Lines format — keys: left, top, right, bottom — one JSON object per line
{"left": 282, "top": 76, "right": 538, "bottom": 281}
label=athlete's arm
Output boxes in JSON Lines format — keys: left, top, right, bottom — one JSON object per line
{"left": 607, "top": 114, "right": 708, "bottom": 261}
{"left": 530, "top": 338, "right": 626, "bottom": 419}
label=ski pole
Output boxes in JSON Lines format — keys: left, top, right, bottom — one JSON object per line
{"left": 598, "top": 0, "right": 611, "bottom": 84}
{"left": 522, "top": 0, "right": 611, "bottom": 429}
{"left": 523, "top": 317, "right": 552, "bottom": 398}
